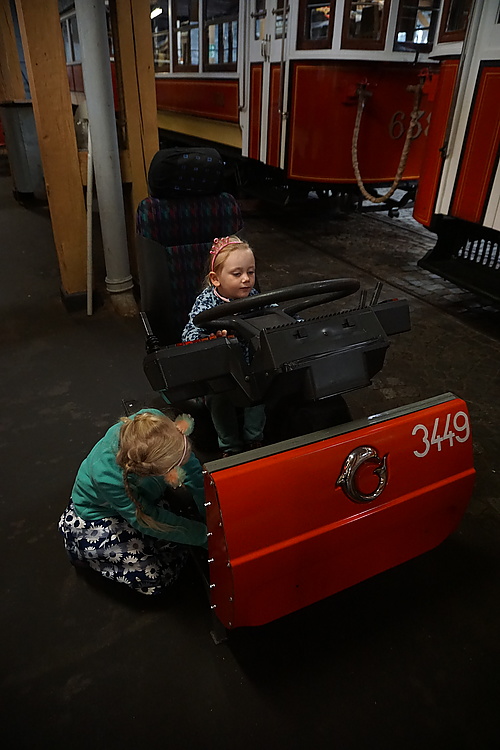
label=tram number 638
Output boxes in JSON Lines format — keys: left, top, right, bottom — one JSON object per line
{"left": 412, "top": 411, "right": 470, "bottom": 458}
{"left": 389, "top": 110, "right": 430, "bottom": 140}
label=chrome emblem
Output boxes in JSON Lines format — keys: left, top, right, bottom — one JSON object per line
{"left": 336, "top": 446, "right": 388, "bottom": 503}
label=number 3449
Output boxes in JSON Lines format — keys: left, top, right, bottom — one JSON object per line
{"left": 412, "top": 411, "right": 470, "bottom": 458}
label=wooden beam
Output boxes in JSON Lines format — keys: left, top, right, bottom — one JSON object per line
{"left": 112, "top": 0, "right": 159, "bottom": 213}
{"left": 15, "top": 0, "right": 87, "bottom": 295}
{"left": 0, "top": 0, "right": 26, "bottom": 101}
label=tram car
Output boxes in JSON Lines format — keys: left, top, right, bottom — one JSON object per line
{"left": 61, "top": 1, "right": 448, "bottom": 204}
{"left": 413, "top": 1, "right": 500, "bottom": 304}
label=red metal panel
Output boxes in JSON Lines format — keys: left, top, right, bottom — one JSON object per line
{"left": 155, "top": 78, "right": 239, "bottom": 123}
{"left": 249, "top": 64, "right": 263, "bottom": 161}
{"left": 206, "top": 396, "right": 474, "bottom": 629}
{"left": 413, "top": 59, "right": 459, "bottom": 227}
{"left": 266, "top": 64, "right": 281, "bottom": 168}
{"left": 450, "top": 66, "right": 500, "bottom": 224}
{"left": 72, "top": 63, "right": 84, "bottom": 93}
{"left": 66, "top": 64, "right": 75, "bottom": 92}
{"left": 287, "top": 62, "right": 435, "bottom": 183}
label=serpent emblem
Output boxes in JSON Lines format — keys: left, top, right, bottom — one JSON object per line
{"left": 336, "top": 446, "right": 388, "bottom": 503}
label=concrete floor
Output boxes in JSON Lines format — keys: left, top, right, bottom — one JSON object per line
{"left": 2, "top": 163, "right": 500, "bottom": 749}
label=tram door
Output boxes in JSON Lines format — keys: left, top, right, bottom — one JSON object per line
{"left": 245, "top": 1, "right": 290, "bottom": 169}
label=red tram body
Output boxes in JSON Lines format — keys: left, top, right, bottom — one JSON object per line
{"left": 62, "top": 1, "right": 449, "bottom": 194}
{"left": 413, "top": 2, "right": 500, "bottom": 303}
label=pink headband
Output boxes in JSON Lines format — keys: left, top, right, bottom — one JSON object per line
{"left": 210, "top": 236, "right": 245, "bottom": 272}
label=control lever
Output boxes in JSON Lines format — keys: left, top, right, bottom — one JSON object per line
{"left": 357, "top": 289, "right": 367, "bottom": 308}
{"left": 369, "top": 282, "right": 383, "bottom": 306}
{"left": 140, "top": 312, "right": 161, "bottom": 354}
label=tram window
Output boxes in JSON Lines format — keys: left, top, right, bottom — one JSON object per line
{"left": 151, "top": 5, "right": 170, "bottom": 72}
{"left": 172, "top": 0, "right": 199, "bottom": 71}
{"left": 61, "top": 19, "right": 73, "bottom": 63}
{"left": 393, "top": 1, "right": 441, "bottom": 52}
{"left": 297, "top": 2, "right": 335, "bottom": 50}
{"left": 253, "top": 0, "right": 267, "bottom": 41}
{"left": 69, "top": 15, "right": 81, "bottom": 63}
{"left": 274, "top": 0, "right": 288, "bottom": 40}
{"left": 437, "top": 0, "right": 472, "bottom": 43}
{"left": 341, "top": 1, "right": 392, "bottom": 50}
{"left": 204, "top": 1, "right": 238, "bottom": 71}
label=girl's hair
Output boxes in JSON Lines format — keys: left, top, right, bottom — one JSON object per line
{"left": 204, "top": 235, "right": 252, "bottom": 287}
{"left": 116, "top": 412, "right": 191, "bottom": 533}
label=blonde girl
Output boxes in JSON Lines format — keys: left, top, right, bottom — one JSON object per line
{"left": 182, "top": 236, "right": 266, "bottom": 457}
{"left": 58, "top": 409, "right": 207, "bottom": 595}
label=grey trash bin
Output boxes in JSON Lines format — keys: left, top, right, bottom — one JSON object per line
{"left": 0, "top": 99, "right": 45, "bottom": 200}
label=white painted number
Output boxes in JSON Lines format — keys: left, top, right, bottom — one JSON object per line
{"left": 389, "top": 111, "right": 405, "bottom": 140}
{"left": 412, "top": 411, "right": 470, "bottom": 458}
{"left": 389, "top": 110, "right": 427, "bottom": 140}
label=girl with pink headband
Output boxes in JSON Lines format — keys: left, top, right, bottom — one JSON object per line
{"left": 58, "top": 409, "right": 207, "bottom": 595}
{"left": 182, "top": 235, "right": 266, "bottom": 457}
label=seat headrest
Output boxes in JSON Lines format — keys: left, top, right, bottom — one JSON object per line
{"left": 148, "top": 147, "right": 224, "bottom": 198}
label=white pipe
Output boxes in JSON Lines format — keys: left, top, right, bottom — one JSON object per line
{"left": 86, "top": 127, "right": 93, "bottom": 316}
{"left": 74, "top": 0, "right": 133, "bottom": 295}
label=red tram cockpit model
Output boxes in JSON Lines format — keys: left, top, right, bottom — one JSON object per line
{"left": 142, "top": 279, "right": 475, "bottom": 635}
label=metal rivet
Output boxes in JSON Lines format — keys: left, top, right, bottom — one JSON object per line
{"left": 207, "top": 532, "right": 212, "bottom": 537}
{"left": 211, "top": 604, "right": 217, "bottom": 609}
{"left": 204, "top": 501, "right": 211, "bottom": 507}
{"left": 210, "top": 583, "right": 216, "bottom": 588}
{"left": 229, "top": 597, "right": 233, "bottom": 602}
{"left": 208, "top": 558, "right": 214, "bottom": 563}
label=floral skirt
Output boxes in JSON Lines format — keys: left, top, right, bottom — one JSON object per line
{"left": 58, "top": 500, "right": 188, "bottom": 595}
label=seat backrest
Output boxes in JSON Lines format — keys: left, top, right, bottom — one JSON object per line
{"left": 136, "top": 192, "right": 243, "bottom": 345}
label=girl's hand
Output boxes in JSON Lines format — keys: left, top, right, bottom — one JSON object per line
{"left": 215, "top": 329, "right": 228, "bottom": 338}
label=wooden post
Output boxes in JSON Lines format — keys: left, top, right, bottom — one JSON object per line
{"left": 111, "top": 0, "right": 159, "bottom": 265}
{"left": 15, "top": 0, "right": 87, "bottom": 297}
{"left": 0, "top": 0, "right": 26, "bottom": 102}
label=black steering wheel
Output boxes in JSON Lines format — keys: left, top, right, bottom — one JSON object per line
{"left": 194, "top": 279, "right": 360, "bottom": 333}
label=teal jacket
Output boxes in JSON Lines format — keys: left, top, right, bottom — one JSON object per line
{"left": 71, "top": 409, "right": 207, "bottom": 547}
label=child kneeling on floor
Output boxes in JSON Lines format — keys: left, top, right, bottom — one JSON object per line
{"left": 182, "top": 235, "right": 266, "bottom": 457}
{"left": 58, "top": 409, "right": 207, "bottom": 595}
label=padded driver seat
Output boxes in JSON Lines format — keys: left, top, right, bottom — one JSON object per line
{"left": 136, "top": 148, "right": 243, "bottom": 346}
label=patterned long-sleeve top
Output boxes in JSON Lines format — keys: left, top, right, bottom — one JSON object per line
{"left": 182, "top": 286, "right": 260, "bottom": 343}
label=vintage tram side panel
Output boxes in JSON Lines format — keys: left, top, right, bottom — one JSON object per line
{"left": 433, "top": 3, "right": 500, "bottom": 227}
{"left": 243, "top": 1, "right": 293, "bottom": 171}
{"left": 152, "top": 1, "right": 242, "bottom": 152}
{"left": 283, "top": 1, "right": 438, "bottom": 186}
{"left": 150, "top": 2, "right": 442, "bottom": 189}
{"left": 244, "top": 1, "right": 440, "bottom": 186}
{"left": 413, "top": 2, "right": 500, "bottom": 301}
{"left": 62, "top": 3, "right": 446, "bottom": 190}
